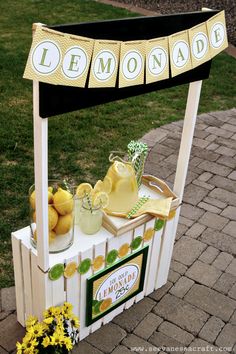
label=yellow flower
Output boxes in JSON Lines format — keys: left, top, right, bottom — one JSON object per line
{"left": 27, "top": 323, "right": 44, "bottom": 338}
{"left": 50, "top": 332, "right": 64, "bottom": 347}
{"left": 24, "top": 349, "right": 38, "bottom": 354}
{"left": 71, "top": 315, "right": 80, "bottom": 328}
{"left": 43, "top": 316, "right": 54, "bottom": 325}
{"left": 43, "top": 309, "right": 51, "bottom": 318}
{"left": 16, "top": 341, "right": 25, "bottom": 353}
{"left": 63, "top": 302, "right": 73, "bottom": 317}
{"left": 22, "top": 333, "right": 34, "bottom": 345}
{"left": 63, "top": 336, "right": 73, "bottom": 351}
{"left": 25, "top": 315, "right": 38, "bottom": 328}
{"left": 50, "top": 306, "right": 61, "bottom": 317}
{"left": 63, "top": 302, "right": 73, "bottom": 312}
{"left": 21, "top": 338, "right": 38, "bottom": 353}
{"left": 42, "top": 336, "right": 51, "bottom": 348}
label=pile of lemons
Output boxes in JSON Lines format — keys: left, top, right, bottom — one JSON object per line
{"left": 30, "top": 186, "right": 73, "bottom": 244}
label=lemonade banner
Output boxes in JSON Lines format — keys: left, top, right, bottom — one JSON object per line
{"left": 23, "top": 11, "right": 228, "bottom": 88}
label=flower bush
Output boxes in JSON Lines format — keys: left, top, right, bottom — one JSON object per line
{"left": 16, "top": 302, "right": 80, "bottom": 353}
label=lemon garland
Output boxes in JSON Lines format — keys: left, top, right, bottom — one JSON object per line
{"left": 48, "top": 218, "right": 166, "bottom": 281}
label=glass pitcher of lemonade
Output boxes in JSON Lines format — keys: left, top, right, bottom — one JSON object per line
{"left": 105, "top": 154, "right": 138, "bottom": 214}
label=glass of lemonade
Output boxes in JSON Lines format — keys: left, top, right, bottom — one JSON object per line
{"left": 79, "top": 200, "right": 103, "bottom": 235}
{"left": 29, "top": 180, "right": 74, "bottom": 253}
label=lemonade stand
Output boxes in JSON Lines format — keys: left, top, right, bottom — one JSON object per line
{"left": 12, "top": 9, "right": 228, "bottom": 339}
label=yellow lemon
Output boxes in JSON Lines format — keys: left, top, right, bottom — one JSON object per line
{"left": 93, "top": 255, "right": 105, "bottom": 271}
{"left": 48, "top": 206, "right": 59, "bottom": 230}
{"left": 53, "top": 188, "right": 73, "bottom": 215}
{"left": 100, "top": 298, "right": 112, "bottom": 312}
{"left": 93, "top": 191, "right": 109, "bottom": 209}
{"left": 143, "top": 228, "right": 155, "bottom": 241}
{"left": 94, "top": 180, "right": 104, "bottom": 193}
{"left": 118, "top": 243, "right": 130, "bottom": 258}
{"left": 76, "top": 183, "right": 93, "bottom": 198}
{"left": 33, "top": 230, "right": 56, "bottom": 244}
{"left": 30, "top": 188, "right": 54, "bottom": 210}
{"left": 29, "top": 191, "right": 37, "bottom": 210}
{"left": 64, "top": 261, "right": 77, "bottom": 278}
{"left": 32, "top": 206, "right": 58, "bottom": 231}
{"left": 102, "top": 176, "right": 112, "bottom": 194}
{"left": 54, "top": 213, "right": 73, "bottom": 235}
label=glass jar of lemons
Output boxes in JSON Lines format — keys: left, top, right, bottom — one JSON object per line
{"left": 29, "top": 180, "right": 74, "bottom": 253}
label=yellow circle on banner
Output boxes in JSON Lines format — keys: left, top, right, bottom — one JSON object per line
{"left": 93, "top": 255, "right": 105, "bottom": 271}
{"left": 118, "top": 243, "right": 130, "bottom": 258}
{"left": 64, "top": 262, "right": 77, "bottom": 278}
{"left": 143, "top": 228, "right": 155, "bottom": 241}
{"left": 168, "top": 210, "right": 176, "bottom": 220}
{"left": 100, "top": 298, "right": 112, "bottom": 312}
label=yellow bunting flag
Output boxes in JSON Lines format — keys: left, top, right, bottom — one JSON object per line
{"left": 207, "top": 10, "right": 228, "bottom": 58}
{"left": 58, "top": 34, "right": 94, "bottom": 87}
{"left": 119, "top": 40, "right": 146, "bottom": 88}
{"left": 169, "top": 29, "right": 192, "bottom": 77}
{"left": 88, "top": 40, "right": 120, "bottom": 88}
{"left": 23, "top": 25, "right": 63, "bottom": 84}
{"left": 146, "top": 36, "right": 169, "bottom": 84}
{"left": 189, "top": 22, "right": 211, "bottom": 68}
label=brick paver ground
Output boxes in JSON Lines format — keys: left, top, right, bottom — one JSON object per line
{"left": 1, "top": 109, "right": 236, "bottom": 353}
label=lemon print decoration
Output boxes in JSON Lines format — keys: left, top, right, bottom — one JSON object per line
{"left": 118, "top": 243, "right": 130, "bottom": 258}
{"left": 143, "top": 228, "right": 155, "bottom": 241}
{"left": 130, "top": 236, "right": 143, "bottom": 250}
{"left": 78, "top": 258, "right": 91, "bottom": 275}
{"left": 93, "top": 300, "right": 103, "bottom": 315}
{"left": 102, "top": 176, "right": 112, "bottom": 194}
{"left": 64, "top": 261, "right": 78, "bottom": 278}
{"left": 106, "top": 249, "right": 118, "bottom": 265}
{"left": 168, "top": 210, "right": 176, "bottom": 220}
{"left": 54, "top": 213, "right": 72, "bottom": 235}
{"left": 76, "top": 183, "right": 93, "bottom": 199}
{"left": 93, "top": 255, "right": 105, "bottom": 271}
{"left": 100, "top": 298, "right": 112, "bottom": 312}
{"left": 154, "top": 219, "right": 165, "bottom": 231}
{"left": 53, "top": 188, "right": 73, "bottom": 215}
{"left": 49, "top": 263, "right": 64, "bottom": 281}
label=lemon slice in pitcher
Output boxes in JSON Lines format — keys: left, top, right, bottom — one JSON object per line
{"left": 102, "top": 176, "right": 112, "bottom": 194}
{"left": 114, "top": 161, "right": 131, "bottom": 177}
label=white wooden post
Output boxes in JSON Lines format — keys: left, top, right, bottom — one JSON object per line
{"left": 174, "top": 80, "right": 203, "bottom": 201}
{"left": 155, "top": 80, "right": 202, "bottom": 287}
{"left": 33, "top": 80, "right": 49, "bottom": 271}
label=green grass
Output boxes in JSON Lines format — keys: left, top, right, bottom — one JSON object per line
{"left": 0, "top": 0, "right": 236, "bottom": 288}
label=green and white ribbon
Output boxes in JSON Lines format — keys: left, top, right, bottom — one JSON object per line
{"left": 127, "top": 141, "right": 148, "bottom": 188}
{"left": 127, "top": 196, "right": 149, "bottom": 219}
